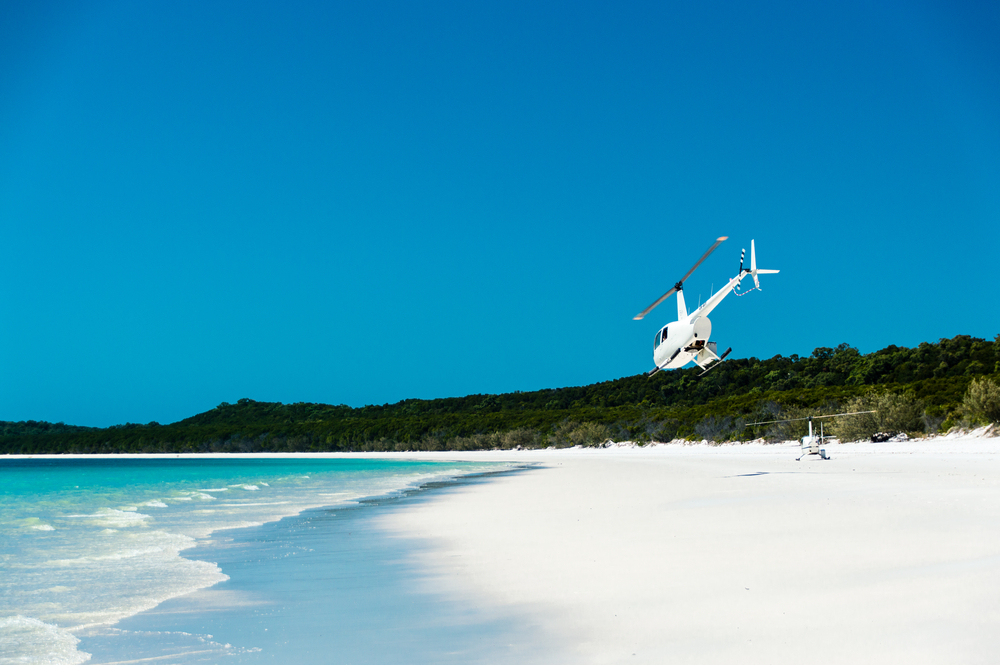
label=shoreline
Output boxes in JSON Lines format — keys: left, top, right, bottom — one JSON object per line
{"left": 3, "top": 427, "right": 999, "bottom": 461}
{"left": 79, "top": 464, "right": 546, "bottom": 665}
{"left": 8, "top": 435, "right": 1000, "bottom": 663}
{"left": 1, "top": 457, "right": 518, "bottom": 665}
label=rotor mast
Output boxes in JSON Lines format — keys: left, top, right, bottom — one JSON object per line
{"left": 633, "top": 236, "right": 727, "bottom": 321}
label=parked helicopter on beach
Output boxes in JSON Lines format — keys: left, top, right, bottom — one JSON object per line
{"left": 634, "top": 237, "right": 778, "bottom": 376}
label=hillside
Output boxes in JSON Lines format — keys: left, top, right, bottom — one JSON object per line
{"left": 2, "top": 334, "right": 997, "bottom": 454}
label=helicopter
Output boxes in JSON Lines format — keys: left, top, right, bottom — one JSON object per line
{"left": 746, "top": 411, "right": 877, "bottom": 460}
{"left": 634, "top": 236, "right": 778, "bottom": 376}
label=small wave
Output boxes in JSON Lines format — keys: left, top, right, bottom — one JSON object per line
{"left": 198, "top": 488, "right": 229, "bottom": 492}
{"left": 101, "top": 547, "right": 165, "bottom": 561}
{"left": 97, "top": 509, "right": 150, "bottom": 528}
{"left": 0, "top": 615, "right": 90, "bottom": 665}
{"left": 67, "top": 508, "right": 150, "bottom": 528}
{"left": 229, "top": 484, "right": 260, "bottom": 491}
{"left": 143, "top": 500, "right": 168, "bottom": 508}
{"left": 217, "top": 501, "right": 291, "bottom": 507}
{"left": 31, "top": 524, "right": 55, "bottom": 531}
{"left": 48, "top": 545, "right": 167, "bottom": 566}
{"left": 212, "top": 521, "right": 265, "bottom": 531}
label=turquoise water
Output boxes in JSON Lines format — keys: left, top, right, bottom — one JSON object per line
{"left": 0, "top": 457, "right": 508, "bottom": 664}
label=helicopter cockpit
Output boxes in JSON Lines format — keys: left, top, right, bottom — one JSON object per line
{"left": 654, "top": 325, "right": 670, "bottom": 349}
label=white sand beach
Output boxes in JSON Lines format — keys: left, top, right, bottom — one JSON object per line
{"left": 375, "top": 436, "right": 1000, "bottom": 664}
{"left": 8, "top": 437, "right": 1000, "bottom": 663}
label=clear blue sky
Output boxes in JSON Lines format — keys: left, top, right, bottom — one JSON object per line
{"left": 2, "top": 1, "right": 999, "bottom": 427}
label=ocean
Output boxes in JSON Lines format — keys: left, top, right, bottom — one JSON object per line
{"left": 0, "top": 456, "right": 516, "bottom": 664}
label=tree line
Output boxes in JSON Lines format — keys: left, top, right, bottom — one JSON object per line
{"left": 2, "top": 334, "right": 999, "bottom": 454}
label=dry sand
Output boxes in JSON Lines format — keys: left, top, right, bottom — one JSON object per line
{"left": 375, "top": 436, "right": 1000, "bottom": 664}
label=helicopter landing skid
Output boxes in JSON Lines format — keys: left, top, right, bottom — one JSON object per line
{"left": 697, "top": 347, "right": 733, "bottom": 376}
{"left": 796, "top": 449, "right": 831, "bottom": 461}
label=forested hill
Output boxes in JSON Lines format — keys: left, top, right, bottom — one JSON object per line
{"left": 3, "top": 334, "right": 998, "bottom": 454}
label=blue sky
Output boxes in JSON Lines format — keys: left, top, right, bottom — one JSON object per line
{"left": 2, "top": 1, "right": 999, "bottom": 427}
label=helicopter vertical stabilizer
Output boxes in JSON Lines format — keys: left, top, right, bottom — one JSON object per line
{"left": 676, "top": 288, "right": 687, "bottom": 320}
{"left": 742, "top": 239, "right": 779, "bottom": 292}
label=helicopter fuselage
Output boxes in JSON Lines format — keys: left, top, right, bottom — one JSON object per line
{"left": 636, "top": 238, "right": 778, "bottom": 375}
{"left": 651, "top": 269, "right": 745, "bottom": 371}
{"left": 653, "top": 315, "right": 713, "bottom": 370}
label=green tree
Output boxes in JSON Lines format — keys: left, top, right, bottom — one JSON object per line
{"left": 962, "top": 377, "right": 1000, "bottom": 425}
{"left": 832, "top": 391, "right": 925, "bottom": 442}
{"left": 548, "top": 421, "right": 612, "bottom": 447}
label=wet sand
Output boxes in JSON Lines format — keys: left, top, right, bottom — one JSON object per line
{"left": 78, "top": 470, "right": 557, "bottom": 664}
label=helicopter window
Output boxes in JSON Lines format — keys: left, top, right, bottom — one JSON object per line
{"left": 654, "top": 326, "right": 669, "bottom": 349}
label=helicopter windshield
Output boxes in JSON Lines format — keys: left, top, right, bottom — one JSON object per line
{"left": 654, "top": 326, "right": 669, "bottom": 349}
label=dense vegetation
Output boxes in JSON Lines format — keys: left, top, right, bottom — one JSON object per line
{"left": 3, "top": 334, "right": 999, "bottom": 454}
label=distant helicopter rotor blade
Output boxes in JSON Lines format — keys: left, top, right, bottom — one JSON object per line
{"left": 746, "top": 410, "right": 876, "bottom": 427}
{"left": 633, "top": 236, "right": 728, "bottom": 321}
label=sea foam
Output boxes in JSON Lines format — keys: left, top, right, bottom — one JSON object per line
{"left": 0, "top": 616, "right": 90, "bottom": 665}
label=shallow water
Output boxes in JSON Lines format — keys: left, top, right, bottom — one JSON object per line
{"left": 80, "top": 472, "right": 554, "bottom": 664}
{"left": 0, "top": 457, "right": 509, "bottom": 664}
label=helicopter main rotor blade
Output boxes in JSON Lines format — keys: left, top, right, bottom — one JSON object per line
{"left": 679, "top": 236, "right": 728, "bottom": 285}
{"left": 633, "top": 286, "right": 678, "bottom": 320}
{"left": 633, "top": 236, "right": 728, "bottom": 321}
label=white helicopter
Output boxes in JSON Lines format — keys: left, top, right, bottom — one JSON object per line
{"left": 634, "top": 237, "right": 778, "bottom": 376}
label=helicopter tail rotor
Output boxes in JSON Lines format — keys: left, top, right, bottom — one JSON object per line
{"left": 735, "top": 248, "right": 746, "bottom": 293}
{"left": 736, "top": 239, "right": 779, "bottom": 297}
